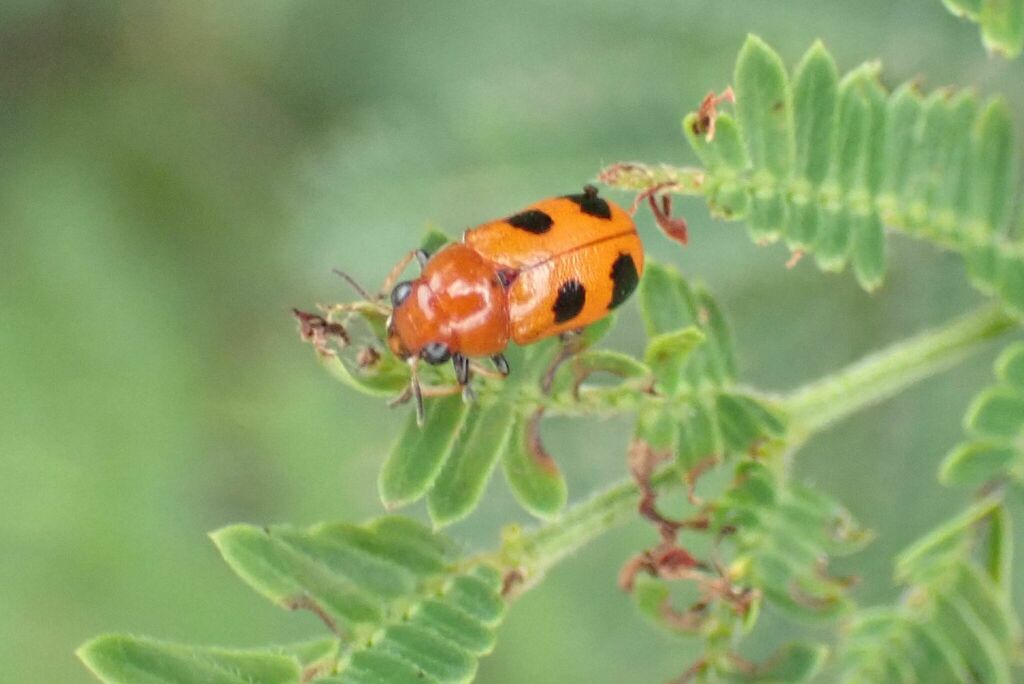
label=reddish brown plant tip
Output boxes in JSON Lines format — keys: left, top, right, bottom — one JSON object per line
{"left": 629, "top": 440, "right": 711, "bottom": 541}
{"left": 619, "top": 539, "right": 704, "bottom": 591}
{"left": 648, "top": 192, "right": 689, "bottom": 245}
{"left": 684, "top": 454, "right": 719, "bottom": 506}
{"left": 301, "top": 660, "right": 333, "bottom": 684}
{"left": 785, "top": 249, "right": 804, "bottom": 269}
{"left": 694, "top": 86, "right": 735, "bottom": 142}
{"left": 670, "top": 658, "right": 710, "bottom": 684}
{"left": 628, "top": 439, "right": 676, "bottom": 539}
{"left": 660, "top": 599, "right": 709, "bottom": 633}
{"left": 356, "top": 345, "right": 381, "bottom": 369}
{"left": 501, "top": 568, "right": 525, "bottom": 598}
{"left": 525, "top": 409, "right": 560, "bottom": 475}
{"left": 282, "top": 593, "right": 341, "bottom": 635}
{"left": 292, "top": 308, "right": 349, "bottom": 357}
{"left": 597, "top": 161, "right": 651, "bottom": 189}
{"left": 787, "top": 580, "right": 840, "bottom": 611}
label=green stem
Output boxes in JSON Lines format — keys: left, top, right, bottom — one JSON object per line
{"left": 515, "top": 466, "right": 676, "bottom": 576}
{"left": 498, "top": 303, "right": 1017, "bottom": 588}
{"left": 781, "top": 304, "right": 1016, "bottom": 438}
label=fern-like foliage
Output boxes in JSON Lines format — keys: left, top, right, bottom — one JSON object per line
{"left": 835, "top": 342, "right": 1024, "bottom": 682}
{"left": 837, "top": 498, "right": 1021, "bottom": 682}
{"left": 602, "top": 36, "right": 1023, "bottom": 312}
{"left": 942, "top": 342, "right": 1024, "bottom": 488}
{"left": 943, "top": 0, "right": 1024, "bottom": 58}
{"left": 628, "top": 455, "right": 870, "bottom": 682}
{"left": 79, "top": 33, "right": 1024, "bottom": 684}
{"left": 78, "top": 517, "right": 507, "bottom": 684}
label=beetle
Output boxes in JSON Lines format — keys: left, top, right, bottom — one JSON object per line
{"left": 382, "top": 185, "right": 646, "bottom": 422}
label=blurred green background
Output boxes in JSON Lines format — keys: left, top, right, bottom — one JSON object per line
{"left": 2, "top": 1, "right": 1022, "bottom": 681}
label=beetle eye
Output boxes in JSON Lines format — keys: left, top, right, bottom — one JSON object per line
{"left": 390, "top": 281, "right": 413, "bottom": 307}
{"left": 421, "top": 342, "right": 451, "bottom": 365}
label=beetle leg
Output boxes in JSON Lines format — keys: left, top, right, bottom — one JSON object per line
{"left": 453, "top": 353, "right": 471, "bottom": 386}
{"left": 468, "top": 361, "right": 507, "bottom": 380}
{"left": 407, "top": 358, "right": 426, "bottom": 426}
{"left": 491, "top": 353, "right": 510, "bottom": 376}
{"left": 419, "top": 384, "right": 463, "bottom": 397}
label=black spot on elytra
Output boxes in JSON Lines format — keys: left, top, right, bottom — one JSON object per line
{"left": 553, "top": 279, "right": 586, "bottom": 323}
{"left": 608, "top": 253, "right": 639, "bottom": 309}
{"left": 507, "top": 209, "right": 553, "bottom": 234}
{"left": 564, "top": 185, "right": 612, "bottom": 220}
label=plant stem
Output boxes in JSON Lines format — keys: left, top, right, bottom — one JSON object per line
{"left": 515, "top": 466, "right": 677, "bottom": 577}
{"left": 500, "top": 303, "right": 1017, "bottom": 588}
{"left": 781, "top": 304, "right": 1016, "bottom": 438}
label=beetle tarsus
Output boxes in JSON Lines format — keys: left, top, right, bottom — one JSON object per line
{"left": 491, "top": 354, "right": 510, "bottom": 376}
{"left": 411, "top": 378, "right": 425, "bottom": 426}
{"left": 414, "top": 249, "right": 430, "bottom": 268}
{"left": 453, "top": 353, "right": 471, "bottom": 386}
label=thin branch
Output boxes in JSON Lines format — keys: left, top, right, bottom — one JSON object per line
{"left": 781, "top": 304, "right": 1017, "bottom": 439}
{"left": 491, "top": 303, "right": 1018, "bottom": 595}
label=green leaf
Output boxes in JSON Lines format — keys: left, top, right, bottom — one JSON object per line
{"left": 792, "top": 41, "right": 839, "bottom": 189}
{"left": 427, "top": 396, "right": 519, "bottom": 527}
{"left": 939, "top": 440, "right": 1018, "bottom": 487}
{"left": 331, "top": 651, "right": 437, "bottom": 684}
{"left": 676, "top": 399, "right": 722, "bottom": 470}
{"left": 986, "top": 504, "right": 1014, "bottom": 591}
{"left": 965, "top": 386, "right": 1024, "bottom": 438}
{"left": 212, "top": 520, "right": 444, "bottom": 630}
{"left": 944, "top": 0, "right": 982, "bottom": 19}
{"left": 683, "top": 109, "right": 751, "bottom": 219}
{"left": 644, "top": 326, "right": 705, "bottom": 394}
{"left": 994, "top": 342, "right": 1024, "bottom": 389}
{"left": 208, "top": 519, "right": 506, "bottom": 684}
{"left": 684, "top": 111, "right": 749, "bottom": 173}
{"left": 635, "top": 403, "right": 679, "bottom": 454}
{"left": 903, "top": 620, "right": 971, "bottom": 683}
{"left": 724, "top": 642, "right": 828, "bottom": 682}
{"left": 952, "top": 561, "right": 1020, "bottom": 647}
{"left": 895, "top": 496, "right": 1001, "bottom": 582}
{"left": 419, "top": 228, "right": 450, "bottom": 255}
{"left": 631, "top": 575, "right": 692, "bottom": 636}
{"left": 320, "top": 353, "right": 411, "bottom": 398}
{"left": 734, "top": 35, "right": 795, "bottom": 180}
{"left": 694, "top": 285, "right": 737, "bottom": 380}
{"left": 735, "top": 35, "right": 795, "bottom": 242}
{"left": 905, "top": 91, "right": 953, "bottom": 233}
{"left": 979, "top": 0, "right": 1024, "bottom": 57}
{"left": 78, "top": 636, "right": 303, "bottom": 684}
{"left": 627, "top": 37, "right": 1024, "bottom": 311}
{"left": 877, "top": 83, "right": 924, "bottom": 222}
{"left": 639, "top": 262, "right": 727, "bottom": 387}
{"left": 851, "top": 211, "right": 886, "bottom": 291}
{"left": 501, "top": 414, "right": 567, "bottom": 519}
{"left": 817, "top": 71, "right": 875, "bottom": 272}
{"left": 715, "top": 393, "right": 787, "bottom": 452}
{"left": 379, "top": 394, "right": 469, "bottom": 508}
{"left": 549, "top": 349, "right": 650, "bottom": 397}
{"left": 970, "top": 98, "right": 1017, "bottom": 235}
{"left": 932, "top": 592, "right": 1012, "bottom": 684}
{"left": 639, "top": 262, "right": 694, "bottom": 336}
{"left": 999, "top": 253, "right": 1024, "bottom": 315}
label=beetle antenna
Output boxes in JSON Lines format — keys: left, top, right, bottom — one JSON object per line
{"left": 332, "top": 268, "right": 375, "bottom": 301}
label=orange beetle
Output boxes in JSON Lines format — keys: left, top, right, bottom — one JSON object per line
{"left": 384, "top": 185, "right": 644, "bottom": 419}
